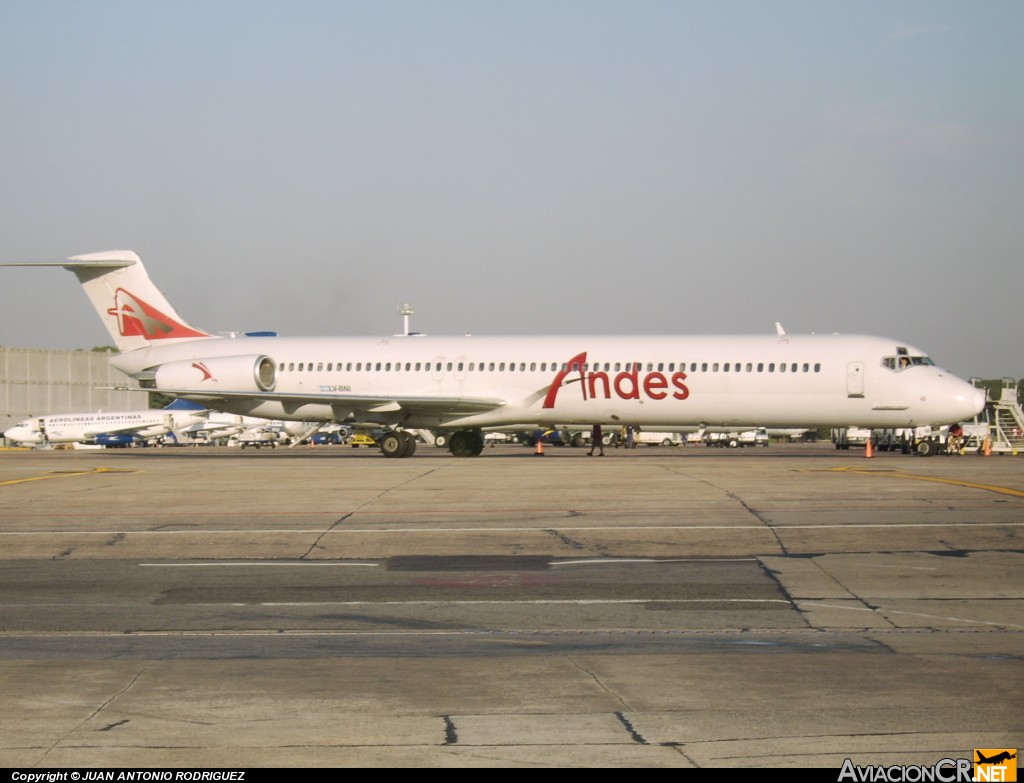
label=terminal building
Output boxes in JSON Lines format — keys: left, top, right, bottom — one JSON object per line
{"left": 1, "top": 346, "right": 148, "bottom": 438}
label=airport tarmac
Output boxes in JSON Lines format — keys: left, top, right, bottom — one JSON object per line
{"left": 0, "top": 442, "right": 1020, "bottom": 768}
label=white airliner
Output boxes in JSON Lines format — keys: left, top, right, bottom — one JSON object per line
{"left": 180, "top": 415, "right": 322, "bottom": 447}
{"left": 4, "top": 401, "right": 209, "bottom": 447}
{"left": 2, "top": 250, "right": 985, "bottom": 458}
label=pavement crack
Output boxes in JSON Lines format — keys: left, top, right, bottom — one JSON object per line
{"left": 614, "top": 711, "right": 648, "bottom": 744}
{"left": 300, "top": 466, "right": 447, "bottom": 558}
{"left": 805, "top": 556, "right": 899, "bottom": 633}
{"left": 39, "top": 664, "right": 155, "bottom": 763}
{"left": 442, "top": 715, "right": 458, "bottom": 745}
{"left": 569, "top": 657, "right": 633, "bottom": 712}
{"left": 300, "top": 512, "right": 353, "bottom": 558}
{"left": 682, "top": 472, "right": 788, "bottom": 553}
{"left": 544, "top": 529, "right": 588, "bottom": 550}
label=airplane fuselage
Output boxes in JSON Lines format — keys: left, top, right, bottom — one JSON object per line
{"left": 4, "top": 410, "right": 204, "bottom": 446}
{"left": 1, "top": 251, "right": 988, "bottom": 458}
{"left": 112, "top": 332, "right": 985, "bottom": 431}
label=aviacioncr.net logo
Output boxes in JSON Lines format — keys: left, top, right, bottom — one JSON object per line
{"left": 975, "top": 749, "right": 1017, "bottom": 782}
{"left": 838, "top": 758, "right": 973, "bottom": 782}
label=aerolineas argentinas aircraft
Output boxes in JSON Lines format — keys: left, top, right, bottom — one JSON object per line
{"left": 4, "top": 400, "right": 209, "bottom": 447}
{"left": 4, "top": 251, "right": 985, "bottom": 458}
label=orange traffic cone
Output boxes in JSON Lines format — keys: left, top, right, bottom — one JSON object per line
{"left": 534, "top": 437, "right": 545, "bottom": 456}
{"left": 864, "top": 438, "right": 874, "bottom": 458}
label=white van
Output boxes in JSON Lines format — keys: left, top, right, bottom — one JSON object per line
{"left": 633, "top": 430, "right": 683, "bottom": 447}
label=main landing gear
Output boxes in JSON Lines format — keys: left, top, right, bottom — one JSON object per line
{"left": 378, "top": 429, "right": 485, "bottom": 458}
{"left": 447, "top": 429, "right": 485, "bottom": 457}
{"left": 378, "top": 430, "right": 418, "bottom": 459}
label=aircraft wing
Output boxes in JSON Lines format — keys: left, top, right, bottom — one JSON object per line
{"left": 79, "top": 421, "right": 170, "bottom": 439}
{"left": 161, "top": 389, "right": 507, "bottom": 419}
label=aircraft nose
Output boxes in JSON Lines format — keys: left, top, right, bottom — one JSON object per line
{"left": 970, "top": 386, "right": 986, "bottom": 416}
{"left": 949, "top": 380, "right": 986, "bottom": 422}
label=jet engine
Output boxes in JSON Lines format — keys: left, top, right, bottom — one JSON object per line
{"left": 135, "top": 354, "right": 277, "bottom": 393}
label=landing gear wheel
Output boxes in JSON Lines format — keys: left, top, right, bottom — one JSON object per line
{"left": 449, "top": 429, "right": 484, "bottom": 457}
{"left": 380, "top": 431, "right": 417, "bottom": 458}
{"left": 470, "top": 431, "right": 485, "bottom": 456}
{"left": 398, "top": 430, "right": 417, "bottom": 458}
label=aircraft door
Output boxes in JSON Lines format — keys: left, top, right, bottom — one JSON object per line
{"left": 430, "top": 356, "right": 445, "bottom": 384}
{"left": 846, "top": 361, "right": 865, "bottom": 398}
{"left": 453, "top": 356, "right": 468, "bottom": 383}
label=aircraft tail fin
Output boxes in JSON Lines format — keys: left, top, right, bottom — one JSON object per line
{"left": 2, "top": 250, "right": 212, "bottom": 353}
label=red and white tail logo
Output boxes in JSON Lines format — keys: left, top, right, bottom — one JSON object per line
{"left": 106, "top": 288, "right": 207, "bottom": 340}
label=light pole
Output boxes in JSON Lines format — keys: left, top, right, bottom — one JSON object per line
{"left": 397, "top": 303, "right": 414, "bottom": 336}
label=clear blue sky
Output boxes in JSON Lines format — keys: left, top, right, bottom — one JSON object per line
{"left": 1, "top": 1, "right": 1021, "bottom": 381}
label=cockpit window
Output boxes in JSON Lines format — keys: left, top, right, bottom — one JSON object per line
{"left": 883, "top": 355, "right": 935, "bottom": 371}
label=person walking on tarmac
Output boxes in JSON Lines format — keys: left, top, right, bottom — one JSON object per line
{"left": 947, "top": 422, "right": 964, "bottom": 454}
{"left": 588, "top": 424, "right": 605, "bottom": 456}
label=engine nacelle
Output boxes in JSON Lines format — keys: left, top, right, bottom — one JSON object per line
{"left": 135, "top": 354, "right": 277, "bottom": 393}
